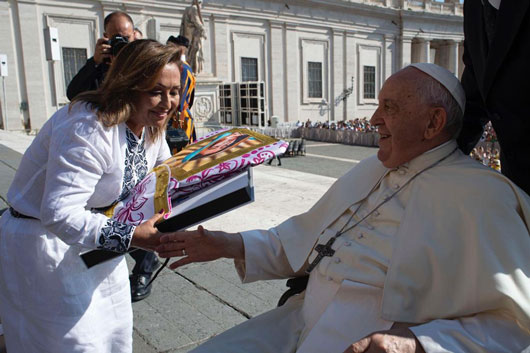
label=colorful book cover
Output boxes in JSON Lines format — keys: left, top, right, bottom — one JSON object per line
{"left": 105, "top": 128, "right": 288, "bottom": 226}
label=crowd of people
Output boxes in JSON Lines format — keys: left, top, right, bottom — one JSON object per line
{"left": 469, "top": 122, "right": 501, "bottom": 171}
{"left": 300, "top": 118, "right": 503, "bottom": 172}
{"left": 300, "top": 118, "right": 377, "bottom": 132}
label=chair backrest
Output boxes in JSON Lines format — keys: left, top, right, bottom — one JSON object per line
{"left": 298, "top": 139, "right": 305, "bottom": 148}
{"left": 297, "top": 139, "right": 306, "bottom": 154}
{"left": 286, "top": 141, "right": 294, "bottom": 154}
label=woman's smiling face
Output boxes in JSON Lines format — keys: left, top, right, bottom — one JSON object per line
{"left": 127, "top": 63, "right": 181, "bottom": 136}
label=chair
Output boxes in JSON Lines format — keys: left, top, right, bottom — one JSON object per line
{"left": 297, "top": 138, "right": 306, "bottom": 156}
{"left": 285, "top": 141, "right": 294, "bottom": 156}
{"left": 290, "top": 139, "right": 299, "bottom": 156}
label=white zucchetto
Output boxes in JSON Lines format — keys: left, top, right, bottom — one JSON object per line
{"left": 407, "top": 63, "right": 466, "bottom": 113}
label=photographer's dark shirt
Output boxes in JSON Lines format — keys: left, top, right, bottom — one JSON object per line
{"left": 66, "top": 57, "right": 109, "bottom": 100}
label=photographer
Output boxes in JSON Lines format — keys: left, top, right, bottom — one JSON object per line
{"left": 66, "top": 11, "right": 135, "bottom": 100}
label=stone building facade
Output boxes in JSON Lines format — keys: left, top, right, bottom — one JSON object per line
{"left": 0, "top": 0, "right": 463, "bottom": 131}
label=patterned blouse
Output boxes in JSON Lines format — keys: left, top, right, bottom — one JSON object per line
{"left": 7, "top": 103, "right": 171, "bottom": 253}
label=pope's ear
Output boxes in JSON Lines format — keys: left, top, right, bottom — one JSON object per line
{"left": 424, "top": 107, "right": 447, "bottom": 140}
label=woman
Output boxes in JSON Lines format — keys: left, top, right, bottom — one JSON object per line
{"left": 0, "top": 40, "right": 180, "bottom": 352}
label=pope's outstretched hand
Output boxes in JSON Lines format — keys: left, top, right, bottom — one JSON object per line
{"left": 156, "top": 226, "right": 245, "bottom": 269}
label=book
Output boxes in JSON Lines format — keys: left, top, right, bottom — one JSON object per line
{"left": 80, "top": 128, "right": 287, "bottom": 268}
{"left": 80, "top": 169, "right": 254, "bottom": 268}
{"left": 157, "top": 168, "right": 254, "bottom": 232}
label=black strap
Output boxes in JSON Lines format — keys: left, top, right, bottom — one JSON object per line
{"left": 277, "top": 275, "right": 310, "bottom": 307}
{"left": 146, "top": 258, "right": 170, "bottom": 287}
{"left": 9, "top": 207, "right": 37, "bottom": 220}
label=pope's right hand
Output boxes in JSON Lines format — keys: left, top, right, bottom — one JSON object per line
{"left": 156, "top": 226, "right": 244, "bottom": 270}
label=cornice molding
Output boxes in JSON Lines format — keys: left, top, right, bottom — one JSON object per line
{"left": 269, "top": 20, "right": 284, "bottom": 29}
{"left": 285, "top": 23, "right": 298, "bottom": 31}
{"left": 331, "top": 28, "right": 346, "bottom": 36}
{"left": 123, "top": 4, "right": 145, "bottom": 13}
{"left": 212, "top": 14, "right": 230, "bottom": 23}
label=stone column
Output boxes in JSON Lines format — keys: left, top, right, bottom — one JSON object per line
{"left": 285, "top": 23, "right": 298, "bottom": 123}
{"left": 458, "top": 41, "right": 465, "bottom": 78}
{"left": 424, "top": 0, "right": 432, "bottom": 11}
{"left": 448, "top": 39, "right": 459, "bottom": 75}
{"left": 400, "top": 35, "right": 413, "bottom": 69}
{"left": 269, "top": 21, "right": 286, "bottom": 120}
{"left": 212, "top": 15, "right": 229, "bottom": 81}
{"left": 17, "top": 1, "right": 50, "bottom": 129}
{"left": 418, "top": 38, "right": 431, "bottom": 63}
{"left": 0, "top": 1, "right": 26, "bottom": 130}
{"left": 383, "top": 33, "right": 395, "bottom": 80}
{"left": 345, "top": 32, "right": 356, "bottom": 119}
{"left": 332, "top": 29, "right": 345, "bottom": 121}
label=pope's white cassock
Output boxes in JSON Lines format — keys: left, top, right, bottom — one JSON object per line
{"left": 191, "top": 140, "right": 530, "bottom": 353}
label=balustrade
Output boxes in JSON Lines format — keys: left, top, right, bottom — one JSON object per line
{"left": 341, "top": 0, "right": 462, "bottom": 14}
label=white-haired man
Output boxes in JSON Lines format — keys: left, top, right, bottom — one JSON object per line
{"left": 157, "top": 63, "right": 530, "bottom": 353}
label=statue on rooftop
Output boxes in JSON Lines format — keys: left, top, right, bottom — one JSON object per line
{"left": 180, "top": 0, "right": 207, "bottom": 74}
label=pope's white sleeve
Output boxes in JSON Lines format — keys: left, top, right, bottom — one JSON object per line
{"left": 410, "top": 312, "right": 530, "bottom": 353}
{"left": 40, "top": 118, "right": 135, "bottom": 252}
{"left": 235, "top": 229, "right": 296, "bottom": 283}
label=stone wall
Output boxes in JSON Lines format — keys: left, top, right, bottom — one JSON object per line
{"left": 0, "top": 0, "right": 463, "bottom": 131}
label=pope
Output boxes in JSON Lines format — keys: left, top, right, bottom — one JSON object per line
{"left": 157, "top": 63, "right": 530, "bottom": 353}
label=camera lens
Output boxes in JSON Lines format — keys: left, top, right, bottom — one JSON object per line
{"left": 109, "top": 35, "right": 129, "bottom": 57}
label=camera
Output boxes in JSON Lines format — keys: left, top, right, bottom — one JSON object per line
{"left": 104, "top": 35, "right": 129, "bottom": 63}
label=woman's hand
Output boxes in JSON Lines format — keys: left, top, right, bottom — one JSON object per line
{"left": 130, "top": 212, "right": 166, "bottom": 251}
{"left": 156, "top": 226, "right": 244, "bottom": 270}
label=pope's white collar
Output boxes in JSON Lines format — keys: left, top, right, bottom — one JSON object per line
{"left": 398, "top": 140, "right": 457, "bottom": 173}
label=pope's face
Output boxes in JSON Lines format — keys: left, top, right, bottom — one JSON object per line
{"left": 370, "top": 68, "right": 431, "bottom": 168}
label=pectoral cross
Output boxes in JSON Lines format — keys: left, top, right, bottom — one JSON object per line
{"left": 305, "top": 237, "right": 336, "bottom": 274}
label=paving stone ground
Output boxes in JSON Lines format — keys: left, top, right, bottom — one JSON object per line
{"left": 0, "top": 129, "right": 376, "bottom": 352}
